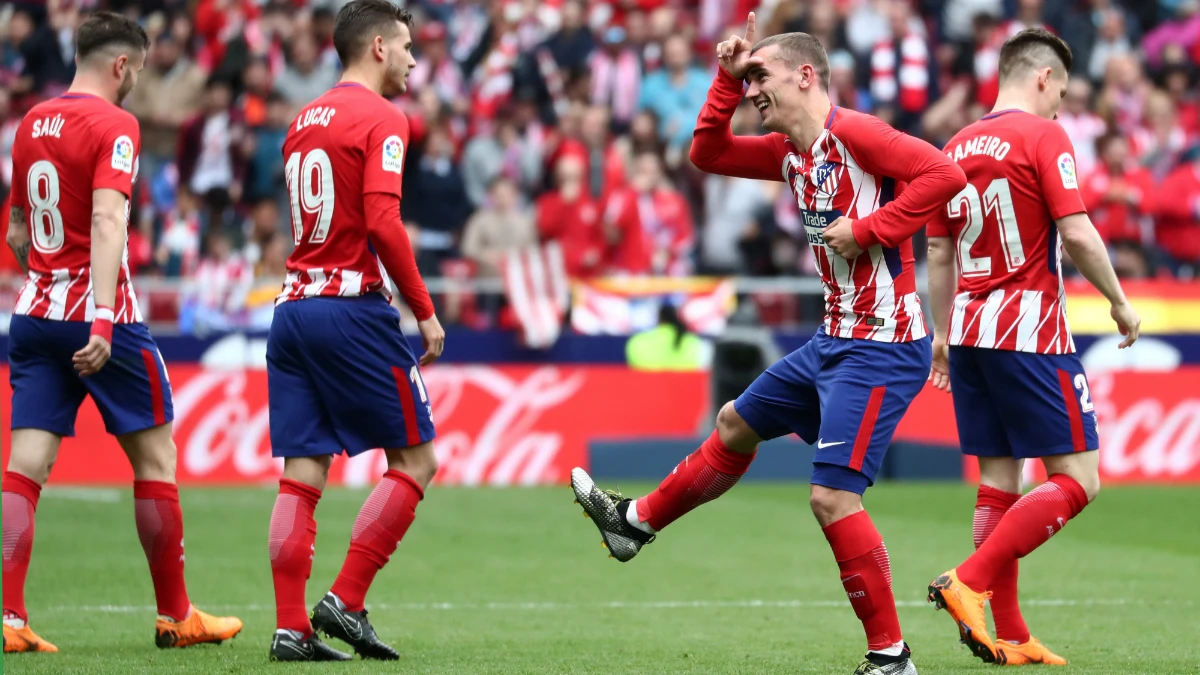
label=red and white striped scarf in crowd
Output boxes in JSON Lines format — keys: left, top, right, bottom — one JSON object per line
{"left": 472, "top": 32, "right": 521, "bottom": 120}
{"left": 502, "top": 241, "right": 569, "bottom": 349}
{"left": 590, "top": 49, "right": 641, "bottom": 125}
{"left": 870, "top": 31, "right": 929, "bottom": 113}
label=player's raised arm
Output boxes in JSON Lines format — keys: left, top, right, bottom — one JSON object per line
{"left": 842, "top": 116, "right": 967, "bottom": 250}
{"left": 688, "top": 12, "right": 783, "bottom": 181}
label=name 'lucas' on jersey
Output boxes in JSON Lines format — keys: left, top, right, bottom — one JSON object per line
{"left": 928, "top": 109, "right": 1088, "bottom": 355}
{"left": 277, "top": 83, "right": 409, "bottom": 305}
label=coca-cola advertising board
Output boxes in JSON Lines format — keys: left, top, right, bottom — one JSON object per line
{"left": 1, "top": 365, "right": 1197, "bottom": 484}
{"left": 0, "top": 365, "right": 709, "bottom": 487}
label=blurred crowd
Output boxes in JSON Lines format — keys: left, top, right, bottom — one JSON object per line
{"left": 1, "top": 0, "right": 1199, "bottom": 328}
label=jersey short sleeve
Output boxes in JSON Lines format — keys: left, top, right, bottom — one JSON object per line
{"left": 1033, "top": 122, "right": 1086, "bottom": 220}
{"left": 361, "top": 109, "right": 408, "bottom": 198}
{"left": 93, "top": 112, "right": 140, "bottom": 198}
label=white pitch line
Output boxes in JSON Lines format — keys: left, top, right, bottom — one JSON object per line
{"left": 44, "top": 597, "right": 1166, "bottom": 615}
{"left": 40, "top": 488, "right": 121, "bottom": 503}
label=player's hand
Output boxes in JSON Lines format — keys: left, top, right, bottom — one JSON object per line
{"left": 928, "top": 338, "right": 951, "bottom": 392}
{"left": 1110, "top": 300, "right": 1140, "bottom": 349}
{"left": 417, "top": 314, "right": 445, "bottom": 366}
{"left": 716, "top": 12, "right": 764, "bottom": 80}
{"left": 73, "top": 334, "right": 112, "bottom": 376}
{"left": 823, "top": 216, "right": 863, "bottom": 260}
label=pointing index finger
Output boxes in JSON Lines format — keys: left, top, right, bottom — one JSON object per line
{"left": 745, "top": 11, "right": 756, "bottom": 44}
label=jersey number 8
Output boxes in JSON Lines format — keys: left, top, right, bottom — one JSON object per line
{"left": 27, "top": 160, "right": 65, "bottom": 254}
{"left": 285, "top": 150, "right": 335, "bottom": 246}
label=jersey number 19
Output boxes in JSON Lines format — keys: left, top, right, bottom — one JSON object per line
{"left": 285, "top": 150, "right": 335, "bottom": 246}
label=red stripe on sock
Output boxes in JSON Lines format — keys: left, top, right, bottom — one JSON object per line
{"left": 850, "top": 387, "right": 887, "bottom": 471}
{"left": 141, "top": 349, "right": 166, "bottom": 426}
{"left": 392, "top": 366, "right": 421, "bottom": 447}
{"left": 133, "top": 480, "right": 190, "bottom": 620}
{"left": 1056, "top": 369, "right": 1085, "bottom": 452}
{"left": 823, "top": 511, "right": 902, "bottom": 651}
{"left": 330, "top": 470, "right": 423, "bottom": 612}
{"left": 2, "top": 472, "right": 42, "bottom": 622}
{"left": 271, "top": 479, "right": 322, "bottom": 635}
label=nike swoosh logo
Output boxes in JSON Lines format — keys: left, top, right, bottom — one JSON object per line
{"left": 816, "top": 439, "right": 846, "bottom": 449}
{"left": 280, "top": 639, "right": 314, "bottom": 658}
{"left": 334, "top": 608, "right": 363, "bottom": 640}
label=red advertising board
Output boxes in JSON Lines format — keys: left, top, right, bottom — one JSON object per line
{"left": 2, "top": 365, "right": 1197, "bottom": 484}
{"left": 0, "top": 365, "right": 709, "bottom": 487}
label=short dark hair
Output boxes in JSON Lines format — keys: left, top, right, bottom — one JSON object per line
{"left": 751, "top": 32, "right": 830, "bottom": 91}
{"left": 333, "top": 0, "right": 414, "bottom": 65}
{"left": 76, "top": 11, "right": 149, "bottom": 62}
{"left": 998, "top": 28, "right": 1073, "bottom": 83}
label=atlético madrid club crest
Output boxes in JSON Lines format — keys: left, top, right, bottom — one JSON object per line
{"left": 813, "top": 161, "right": 840, "bottom": 196}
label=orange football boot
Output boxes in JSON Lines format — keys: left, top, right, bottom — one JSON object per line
{"left": 928, "top": 569, "right": 997, "bottom": 663}
{"left": 3, "top": 622, "right": 59, "bottom": 653}
{"left": 996, "top": 636, "right": 1068, "bottom": 665}
{"left": 155, "top": 605, "right": 243, "bottom": 648}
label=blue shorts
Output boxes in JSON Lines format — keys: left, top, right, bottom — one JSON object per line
{"left": 734, "top": 330, "right": 931, "bottom": 494}
{"left": 267, "top": 296, "right": 435, "bottom": 458}
{"left": 8, "top": 315, "right": 174, "bottom": 436}
{"left": 949, "top": 346, "right": 1099, "bottom": 458}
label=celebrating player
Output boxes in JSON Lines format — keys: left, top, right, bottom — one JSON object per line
{"left": 265, "top": 0, "right": 444, "bottom": 663}
{"left": 569, "top": 13, "right": 965, "bottom": 675}
{"left": 3, "top": 12, "right": 243, "bottom": 654}
{"left": 923, "top": 28, "right": 1140, "bottom": 666}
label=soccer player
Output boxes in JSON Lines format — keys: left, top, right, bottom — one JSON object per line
{"left": 923, "top": 28, "right": 1141, "bottom": 666}
{"left": 569, "top": 13, "right": 966, "bottom": 675}
{"left": 265, "top": 0, "right": 444, "bottom": 663}
{"left": 3, "top": 12, "right": 243, "bottom": 654}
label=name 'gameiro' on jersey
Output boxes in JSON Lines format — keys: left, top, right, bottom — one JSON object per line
{"left": 277, "top": 83, "right": 409, "bottom": 305}
{"left": 928, "top": 109, "right": 1088, "bottom": 355}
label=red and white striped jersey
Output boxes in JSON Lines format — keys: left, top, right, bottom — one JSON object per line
{"left": 928, "top": 109, "right": 1088, "bottom": 354}
{"left": 277, "top": 83, "right": 409, "bottom": 305}
{"left": 692, "top": 69, "right": 966, "bottom": 343}
{"left": 10, "top": 94, "right": 143, "bottom": 323}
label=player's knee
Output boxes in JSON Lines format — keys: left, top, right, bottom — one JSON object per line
{"left": 131, "top": 442, "right": 177, "bottom": 483}
{"left": 808, "top": 485, "right": 861, "bottom": 527}
{"left": 715, "top": 402, "right": 757, "bottom": 454}
{"left": 1078, "top": 473, "right": 1100, "bottom": 503}
{"left": 385, "top": 442, "right": 438, "bottom": 488}
{"left": 6, "top": 456, "right": 53, "bottom": 486}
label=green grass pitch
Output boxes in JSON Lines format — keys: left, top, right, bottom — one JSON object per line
{"left": 4, "top": 483, "right": 1198, "bottom": 674}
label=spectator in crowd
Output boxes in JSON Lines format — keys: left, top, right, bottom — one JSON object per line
{"left": 125, "top": 33, "right": 207, "bottom": 189}
{"left": 1088, "top": 7, "right": 1134, "bottom": 82}
{"left": 404, "top": 125, "right": 473, "bottom": 275}
{"left": 183, "top": 230, "right": 254, "bottom": 333}
{"left": 637, "top": 34, "right": 708, "bottom": 157}
{"left": 1058, "top": 78, "right": 1106, "bottom": 175}
{"left": 537, "top": 154, "right": 605, "bottom": 278}
{"left": 274, "top": 32, "right": 339, "bottom": 111}
{"left": 244, "top": 91, "right": 290, "bottom": 206}
{"left": 603, "top": 152, "right": 693, "bottom": 276}
{"left": 559, "top": 106, "right": 626, "bottom": 202}
{"left": 543, "top": 0, "right": 595, "bottom": 73}
{"left": 6, "top": 4, "right": 73, "bottom": 101}
{"left": 869, "top": 0, "right": 933, "bottom": 133}
{"left": 461, "top": 111, "right": 542, "bottom": 207}
{"left": 1150, "top": 146, "right": 1200, "bottom": 272}
{"left": 243, "top": 198, "right": 284, "bottom": 269}
{"left": 1134, "top": 90, "right": 1191, "bottom": 181}
{"left": 177, "top": 76, "right": 246, "bottom": 234}
{"left": 589, "top": 26, "right": 641, "bottom": 132}
{"left": 408, "top": 21, "right": 466, "bottom": 108}
{"left": 156, "top": 190, "right": 203, "bottom": 278}
{"left": 461, "top": 176, "right": 537, "bottom": 278}
{"left": 1081, "top": 133, "right": 1152, "bottom": 245}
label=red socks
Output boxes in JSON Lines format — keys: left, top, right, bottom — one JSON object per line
{"left": 974, "top": 485, "right": 1029, "bottom": 643}
{"left": 2, "top": 472, "right": 41, "bottom": 623}
{"left": 330, "top": 470, "right": 424, "bottom": 612}
{"left": 958, "top": 475, "right": 1089, "bottom": 594}
{"left": 637, "top": 431, "right": 755, "bottom": 531}
{"left": 822, "top": 510, "right": 902, "bottom": 651}
{"left": 270, "top": 478, "right": 322, "bottom": 635}
{"left": 133, "top": 480, "right": 191, "bottom": 621}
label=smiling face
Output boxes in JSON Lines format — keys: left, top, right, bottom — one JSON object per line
{"left": 744, "top": 45, "right": 806, "bottom": 133}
